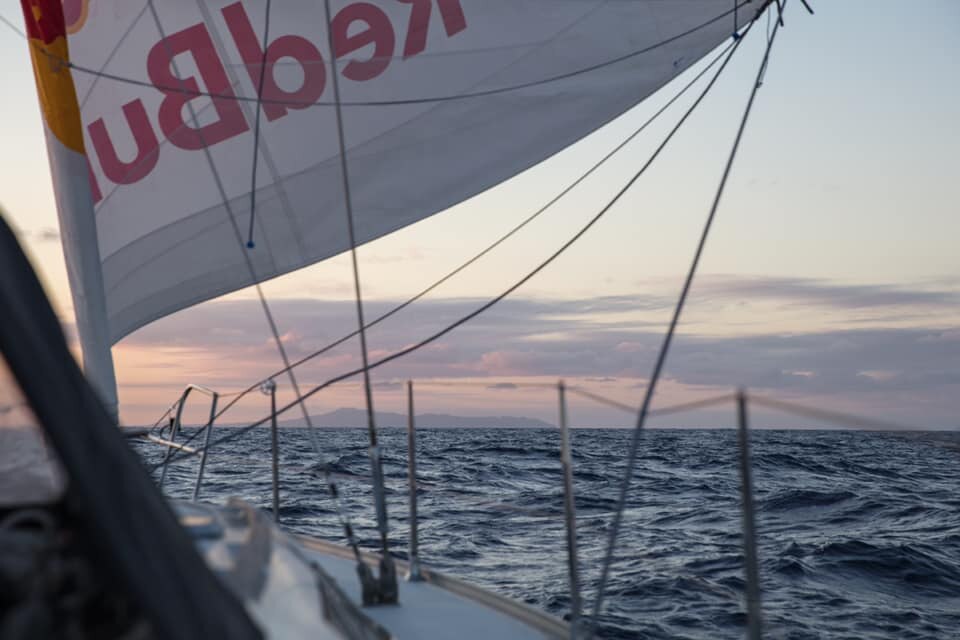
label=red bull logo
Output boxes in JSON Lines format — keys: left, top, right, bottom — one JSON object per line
{"left": 63, "top": 0, "right": 89, "bottom": 34}
{"left": 83, "top": 0, "right": 468, "bottom": 202}
{"left": 22, "top": 0, "right": 67, "bottom": 43}
{"left": 21, "top": 0, "right": 85, "bottom": 152}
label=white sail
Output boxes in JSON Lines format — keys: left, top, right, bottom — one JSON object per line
{"left": 29, "top": 0, "right": 757, "bottom": 344}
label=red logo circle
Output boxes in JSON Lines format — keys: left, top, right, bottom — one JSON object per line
{"left": 63, "top": 0, "right": 89, "bottom": 34}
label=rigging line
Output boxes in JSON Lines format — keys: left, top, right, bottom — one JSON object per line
{"left": 155, "top": 23, "right": 749, "bottom": 473}
{"left": 205, "top": 39, "right": 737, "bottom": 426}
{"left": 189, "top": 0, "right": 310, "bottom": 261}
{"left": 246, "top": 0, "right": 273, "bottom": 249}
{"left": 0, "top": 12, "right": 24, "bottom": 37}
{"left": 589, "top": 13, "right": 781, "bottom": 632}
{"left": 320, "top": 0, "right": 378, "bottom": 451}
{"left": 566, "top": 388, "right": 736, "bottom": 418}
{"left": 647, "top": 392, "right": 738, "bottom": 418}
{"left": 320, "top": 0, "right": 393, "bottom": 577}
{"left": 412, "top": 380, "right": 557, "bottom": 389}
{"left": 567, "top": 387, "right": 635, "bottom": 414}
{"left": 146, "top": 386, "right": 246, "bottom": 437}
{"left": 78, "top": 3, "right": 150, "bottom": 109}
{"left": 142, "top": 1, "right": 323, "bottom": 465}
{"left": 147, "top": 407, "right": 174, "bottom": 436}
{"left": 774, "top": 0, "right": 786, "bottom": 27}
{"left": 20, "top": 4, "right": 752, "bottom": 108}
{"left": 747, "top": 395, "right": 912, "bottom": 432}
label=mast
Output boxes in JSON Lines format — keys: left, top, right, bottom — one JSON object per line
{"left": 21, "top": 0, "right": 118, "bottom": 420}
{"left": 48, "top": 143, "right": 119, "bottom": 420}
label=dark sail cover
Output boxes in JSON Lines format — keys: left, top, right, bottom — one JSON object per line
{"left": 0, "top": 212, "right": 262, "bottom": 640}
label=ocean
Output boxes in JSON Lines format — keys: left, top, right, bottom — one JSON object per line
{"left": 136, "top": 427, "right": 960, "bottom": 639}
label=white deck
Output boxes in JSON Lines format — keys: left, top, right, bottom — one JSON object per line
{"left": 178, "top": 500, "right": 567, "bottom": 639}
{"left": 298, "top": 537, "right": 567, "bottom": 640}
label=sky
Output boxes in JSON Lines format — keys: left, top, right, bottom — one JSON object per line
{"left": 1, "top": 1, "right": 959, "bottom": 428}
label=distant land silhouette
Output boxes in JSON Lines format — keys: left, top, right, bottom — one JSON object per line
{"left": 278, "top": 407, "right": 554, "bottom": 429}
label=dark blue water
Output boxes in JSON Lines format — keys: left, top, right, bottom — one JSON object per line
{"left": 136, "top": 428, "right": 960, "bottom": 639}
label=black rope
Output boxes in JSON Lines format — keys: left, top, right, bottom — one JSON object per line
{"left": 320, "top": 0, "right": 395, "bottom": 598}
{"left": 203, "top": 40, "right": 737, "bottom": 428}
{"left": 14, "top": 4, "right": 751, "bottom": 108}
{"left": 589, "top": 12, "right": 782, "bottom": 632}
{"left": 153, "top": 21, "right": 748, "bottom": 473}
{"left": 245, "top": 0, "right": 272, "bottom": 249}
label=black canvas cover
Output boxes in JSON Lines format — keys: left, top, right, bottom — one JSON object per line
{"left": 0, "top": 213, "right": 262, "bottom": 640}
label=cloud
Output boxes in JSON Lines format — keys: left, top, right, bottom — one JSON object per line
{"left": 664, "top": 328, "right": 960, "bottom": 394}
{"left": 116, "top": 284, "right": 960, "bottom": 396}
{"left": 107, "top": 275, "right": 960, "bottom": 425}
{"left": 695, "top": 275, "right": 958, "bottom": 309}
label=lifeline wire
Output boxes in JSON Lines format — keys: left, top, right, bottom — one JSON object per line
{"left": 154, "top": 20, "right": 750, "bottom": 472}
{"left": 567, "top": 387, "right": 736, "bottom": 419}
{"left": 589, "top": 10, "right": 782, "bottom": 631}
{"left": 748, "top": 395, "right": 912, "bottom": 432}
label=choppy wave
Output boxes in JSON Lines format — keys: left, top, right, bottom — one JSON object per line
{"left": 136, "top": 428, "right": 960, "bottom": 639}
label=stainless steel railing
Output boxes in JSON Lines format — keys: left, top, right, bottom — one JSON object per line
{"left": 157, "top": 384, "right": 219, "bottom": 501}
{"left": 145, "top": 378, "right": 785, "bottom": 637}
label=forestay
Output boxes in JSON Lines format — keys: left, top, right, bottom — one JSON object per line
{"left": 27, "top": 0, "right": 758, "bottom": 343}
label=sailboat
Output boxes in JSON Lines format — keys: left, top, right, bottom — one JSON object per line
{"left": 0, "top": 0, "right": 788, "bottom": 637}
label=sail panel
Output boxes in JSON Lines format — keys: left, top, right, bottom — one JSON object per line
{"left": 49, "top": 0, "right": 757, "bottom": 341}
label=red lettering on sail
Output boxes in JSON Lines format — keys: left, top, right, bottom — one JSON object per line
{"left": 87, "top": 99, "right": 159, "bottom": 185}
{"left": 332, "top": 3, "right": 395, "bottom": 81}
{"left": 398, "top": 0, "right": 466, "bottom": 58}
{"left": 222, "top": 2, "right": 326, "bottom": 122}
{"left": 146, "top": 23, "right": 249, "bottom": 150}
{"left": 88, "top": 2, "right": 470, "bottom": 189}
{"left": 87, "top": 159, "right": 102, "bottom": 204}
